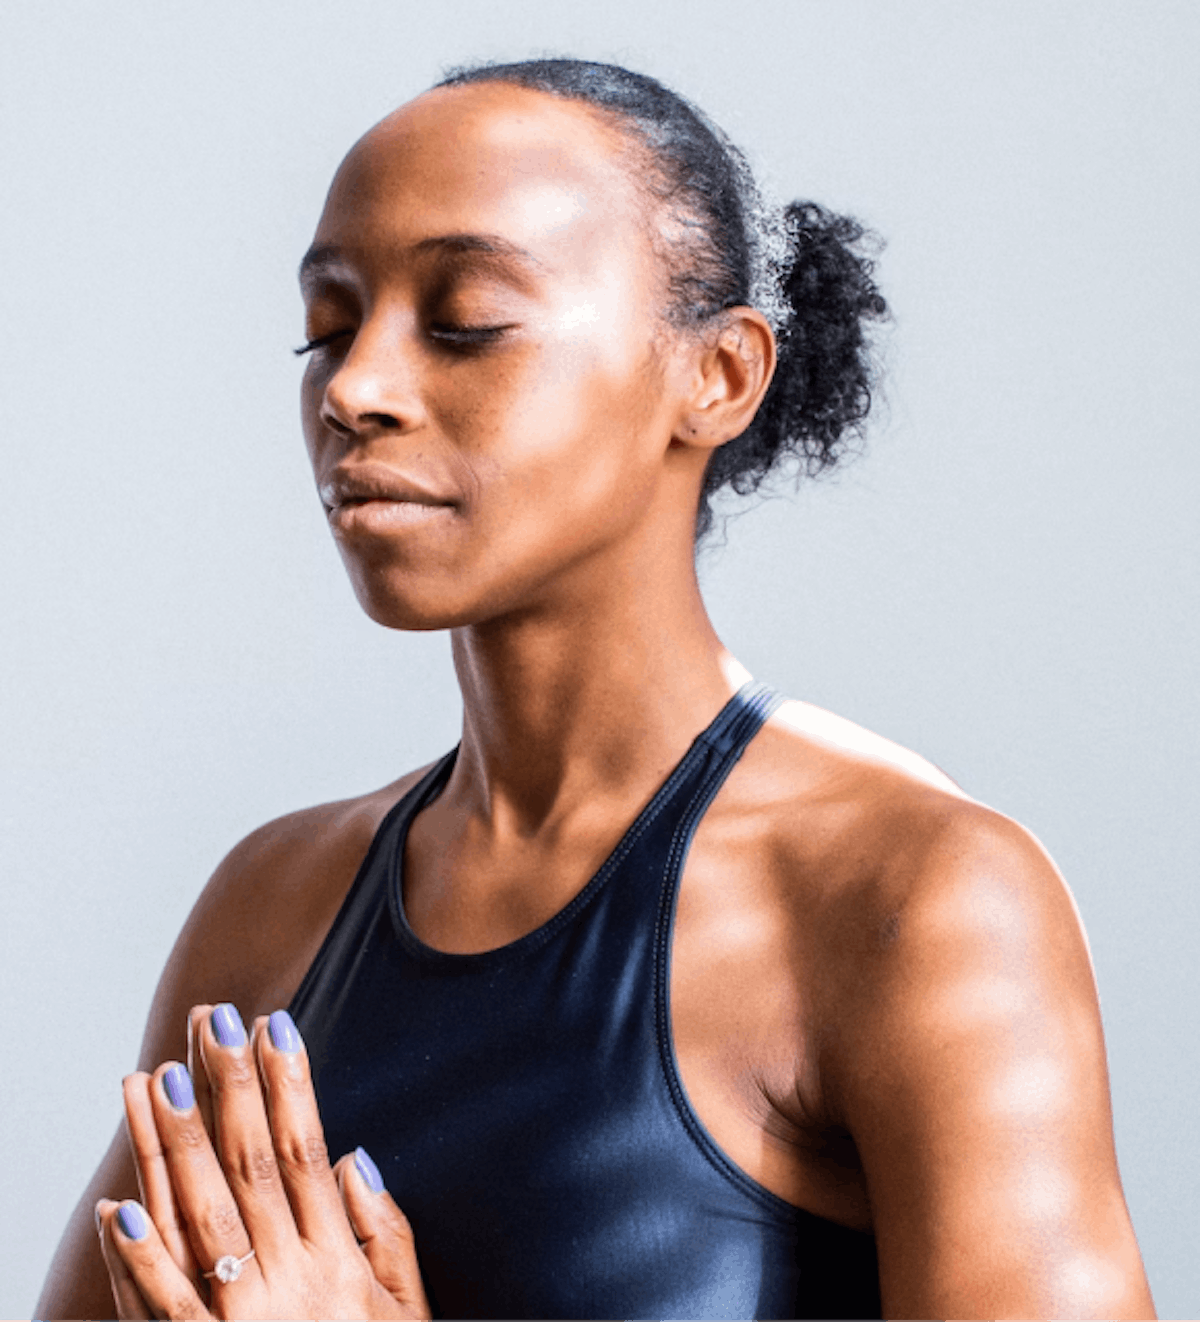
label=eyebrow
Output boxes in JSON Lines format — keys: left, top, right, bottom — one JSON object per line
{"left": 298, "top": 233, "right": 547, "bottom": 289}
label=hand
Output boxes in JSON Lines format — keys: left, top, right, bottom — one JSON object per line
{"left": 94, "top": 1003, "right": 430, "bottom": 1319}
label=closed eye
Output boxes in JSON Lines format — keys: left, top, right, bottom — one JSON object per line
{"left": 428, "top": 323, "right": 514, "bottom": 348}
{"left": 294, "top": 323, "right": 515, "bottom": 357}
{"left": 294, "top": 329, "right": 353, "bottom": 356}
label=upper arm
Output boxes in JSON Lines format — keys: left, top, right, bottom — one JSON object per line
{"left": 134, "top": 805, "right": 351, "bottom": 1071}
{"left": 135, "top": 777, "right": 423, "bottom": 1070}
{"left": 828, "top": 811, "right": 1154, "bottom": 1319}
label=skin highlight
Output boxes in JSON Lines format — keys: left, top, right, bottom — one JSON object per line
{"left": 38, "top": 81, "right": 1154, "bottom": 1320}
{"left": 300, "top": 84, "right": 745, "bottom": 634}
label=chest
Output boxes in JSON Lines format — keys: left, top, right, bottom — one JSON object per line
{"left": 294, "top": 783, "right": 879, "bottom": 1320}
{"left": 402, "top": 778, "right": 873, "bottom": 1231}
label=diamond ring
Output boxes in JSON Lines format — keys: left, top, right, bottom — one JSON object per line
{"left": 203, "top": 1248, "right": 257, "bottom": 1284}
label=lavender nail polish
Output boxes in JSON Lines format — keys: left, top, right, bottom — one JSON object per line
{"left": 163, "top": 1063, "right": 194, "bottom": 1111}
{"left": 268, "top": 1009, "right": 301, "bottom": 1054}
{"left": 212, "top": 1002, "right": 246, "bottom": 1048}
{"left": 117, "top": 1202, "right": 149, "bottom": 1241}
{"left": 355, "top": 1145, "right": 385, "bottom": 1194}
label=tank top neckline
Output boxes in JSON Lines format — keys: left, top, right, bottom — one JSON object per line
{"left": 386, "top": 680, "right": 774, "bottom": 970}
{"left": 291, "top": 675, "right": 882, "bottom": 1315}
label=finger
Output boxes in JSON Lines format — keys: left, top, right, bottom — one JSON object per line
{"left": 95, "top": 1199, "right": 152, "bottom": 1320}
{"left": 148, "top": 1059, "right": 258, "bottom": 1287}
{"left": 255, "top": 1010, "right": 357, "bottom": 1249}
{"left": 334, "top": 1148, "right": 430, "bottom": 1313}
{"left": 123, "top": 1072, "right": 201, "bottom": 1282}
{"left": 98, "top": 1197, "right": 214, "bottom": 1321}
{"left": 187, "top": 1006, "right": 216, "bottom": 1141}
{"left": 196, "top": 1001, "right": 300, "bottom": 1261}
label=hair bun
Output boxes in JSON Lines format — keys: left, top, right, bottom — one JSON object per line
{"left": 702, "top": 202, "right": 888, "bottom": 537}
{"left": 436, "top": 59, "right": 888, "bottom": 542}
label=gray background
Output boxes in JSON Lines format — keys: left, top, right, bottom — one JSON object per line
{"left": 2, "top": 1, "right": 1196, "bottom": 1315}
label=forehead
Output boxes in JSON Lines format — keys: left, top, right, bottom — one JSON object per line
{"left": 312, "top": 83, "right": 647, "bottom": 274}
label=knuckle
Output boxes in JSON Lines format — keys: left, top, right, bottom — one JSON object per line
{"left": 173, "top": 1121, "right": 210, "bottom": 1151}
{"left": 279, "top": 1131, "right": 330, "bottom": 1176}
{"left": 272, "top": 1060, "right": 315, "bottom": 1097}
{"left": 164, "top": 1287, "right": 202, "bottom": 1320}
{"left": 198, "top": 1198, "right": 244, "bottom": 1242}
{"left": 214, "top": 1052, "right": 258, "bottom": 1091}
{"left": 232, "top": 1144, "right": 281, "bottom": 1191}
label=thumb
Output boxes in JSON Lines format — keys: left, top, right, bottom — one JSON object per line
{"left": 336, "top": 1146, "right": 430, "bottom": 1315}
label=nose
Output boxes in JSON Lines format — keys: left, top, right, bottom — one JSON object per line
{"left": 318, "top": 321, "right": 423, "bottom": 439}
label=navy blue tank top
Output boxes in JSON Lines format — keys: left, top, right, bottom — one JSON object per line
{"left": 290, "top": 683, "right": 881, "bottom": 1319}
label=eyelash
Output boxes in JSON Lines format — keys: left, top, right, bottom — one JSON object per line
{"left": 430, "top": 323, "right": 512, "bottom": 348}
{"left": 293, "top": 329, "right": 352, "bottom": 356}
{"left": 293, "top": 324, "right": 513, "bottom": 356}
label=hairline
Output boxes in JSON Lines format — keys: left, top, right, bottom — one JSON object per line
{"left": 425, "top": 73, "right": 733, "bottom": 339}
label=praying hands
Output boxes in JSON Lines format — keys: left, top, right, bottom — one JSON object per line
{"left": 94, "top": 1003, "right": 430, "bottom": 1320}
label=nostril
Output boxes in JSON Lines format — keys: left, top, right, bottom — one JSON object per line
{"left": 319, "top": 407, "right": 354, "bottom": 436}
{"left": 363, "top": 411, "right": 402, "bottom": 430}
{"left": 320, "top": 407, "right": 402, "bottom": 436}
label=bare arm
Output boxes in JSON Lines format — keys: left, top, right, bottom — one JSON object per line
{"left": 35, "top": 780, "right": 419, "bottom": 1320}
{"left": 828, "top": 809, "right": 1154, "bottom": 1319}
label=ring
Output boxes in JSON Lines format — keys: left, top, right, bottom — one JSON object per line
{"left": 203, "top": 1248, "right": 256, "bottom": 1284}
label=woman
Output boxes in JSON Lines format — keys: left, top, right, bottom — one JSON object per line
{"left": 39, "top": 59, "right": 1153, "bottom": 1319}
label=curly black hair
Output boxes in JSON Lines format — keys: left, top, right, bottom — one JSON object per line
{"left": 436, "top": 59, "right": 888, "bottom": 541}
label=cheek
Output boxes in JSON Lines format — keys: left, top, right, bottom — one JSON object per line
{"left": 447, "top": 328, "right": 666, "bottom": 511}
{"left": 481, "top": 386, "right": 638, "bottom": 563}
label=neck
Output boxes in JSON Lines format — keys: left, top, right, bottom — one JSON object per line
{"left": 448, "top": 531, "right": 747, "bottom": 832}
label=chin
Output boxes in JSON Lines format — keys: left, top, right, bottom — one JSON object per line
{"left": 350, "top": 578, "right": 470, "bottom": 632}
{"left": 333, "top": 543, "right": 468, "bottom": 631}
{"left": 337, "top": 536, "right": 589, "bottom": 633}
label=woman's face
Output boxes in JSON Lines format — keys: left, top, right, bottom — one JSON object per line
{"left": 300, "top": 82, "right": 700, "bottom": 631}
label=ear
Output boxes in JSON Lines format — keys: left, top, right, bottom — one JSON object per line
{"left": 672, "top": 308, "right": 776, "bottom": 451}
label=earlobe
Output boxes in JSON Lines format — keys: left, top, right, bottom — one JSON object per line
{"left": 674, "top": 309, "right": 776, "bottom": 451}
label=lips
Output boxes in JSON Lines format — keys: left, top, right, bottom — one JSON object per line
{"left": 319, "top": 463, "right": 458, "bottom": 538}
{"left": 319, "top": 463, "right": 457, "bottom": 513}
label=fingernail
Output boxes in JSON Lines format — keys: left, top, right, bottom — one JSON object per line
{"left": 355, "top": 1145, "right": 385, "bottom": 1194}
{"left": 212, "top": 1002, "right": 246, "bottom": 1048}
{"left": 268, "top": 1009, "right": 300, "bottom": 1054}
{"left": 117, "top": 1202, "right": 149, "bottom": 1241}
{"left": 162, "top": 1063, "right": 194, "bottom": 1111}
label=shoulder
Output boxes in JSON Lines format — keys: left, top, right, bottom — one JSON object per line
{"left": 733, "top": 697, "right": 1102, "bottom": 1124}
{"left": 136, "top": 761, "right": 438, "bottom": 1070}
{"left": 745, "top": 698, "right": 1083, "bottom": 961}
{"left": 743, "top": 704, "right": 1151, "bottom": 1314}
